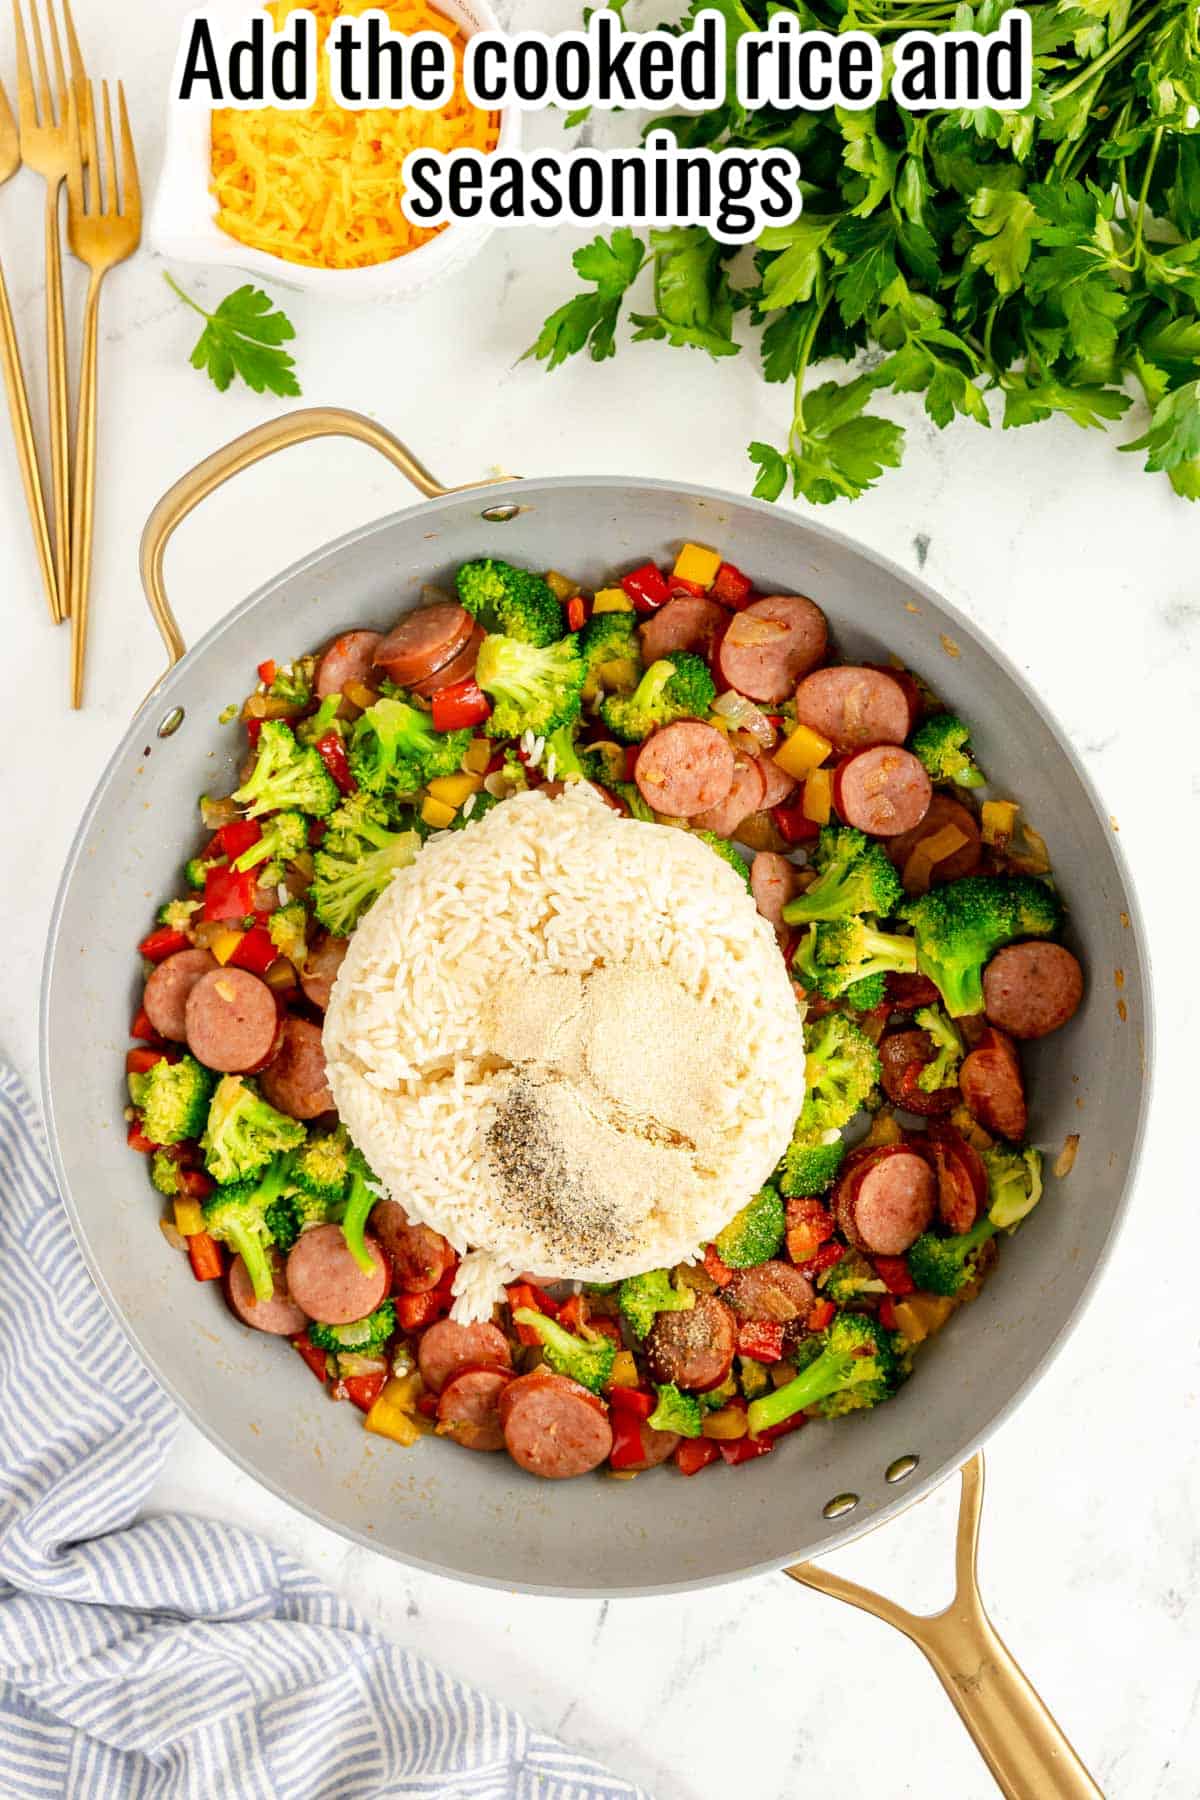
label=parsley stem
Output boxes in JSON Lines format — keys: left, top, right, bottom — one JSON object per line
{"left": 791, "top": 282, "right": 830, "bottom": 440}
{"left": 1051, "top": 11, "right": 1154, "bottom": 103}
{"left": 1130, "top": 128, "right": 1163, "bottom": 269}
{"left": 163, "top": 271, "right": 213, "bottom": 323}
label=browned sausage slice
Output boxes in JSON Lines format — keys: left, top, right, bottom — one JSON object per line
{"left": 983, "top": 943, "right": 1083, "bottom": 1040}
{"left": 315, "top": 630, "right": 382, "bottom": 701}
{"left": 409, "top": 623, "right": 487, "bottom": 699}
{"left": 635, "top": 721, "right": 735, "bottom": 819}
{"left": 144, "top": 948, "right": 217, "bottom": 1042}
{"left": 645, "top": 1292, "right": 736, "bottom": 1392}
{"left": 639, "top": 596, "right": 727, "bottom": 664}
{"left": 285, "top": 1224, "right": 388, "bottom": 1325}
{"left": 500, "top": 1370, "right": 613, "bottom": 1479}
{"left": 878, "top": 1029, "right": 958, "bottom": 1117}
{"left": 437, "top": 1366, "right": 511, "bottom": 1451}
{"left": 614, "top": 1422, "right": 681, "bottom": 1471}
{"left": 299, "top": 934, "right": 348, "bottom": 1010}
{"left": 372, "top": 603, "right": 473, "bottom": 688}
{"left": 259, "top": 1016, "right": 333, "bottom": 1120}
{"left": 959, "top": 1029, "right": 1027, "bottom": 1140}
{"left": 716, "top": 595, "right": 828, "bottom": 703}
{"left": 185, "top": 968, "right": 279, "bottom": 1073}
{"left": 836, "top": 1147, "right": 936, "bottom": 1255}
{"left": 690, "top": 752, "right": 766, "bottom": 838}
{"left": 225, "top": 1248, "right": 310, "bottom": 1335}
{"left": 795, "top": 666, "right": 912, "bottom": 752}
{"left": 724, "top": 1260, "right": 813, "bottom": 1323}
{"left": 835, "top": 747, "right": 932, "bottom": 837}
{"left": 750, "top": 851, "right": 800, "bottom": 931}
{"left": 886, "top": 794, "right": 982, "bottom": 887}
{"left": 417, "top": 1319, "right": 512, "bottom": 1394}
{"left": 753, "top": 753, "right": 798, "bottom": 812}
{"left": 927, "top": 1125, "right": 987, "bottom": 1234}
{"left": 370, "top": 1199, "right": 454, "bottom": 1294}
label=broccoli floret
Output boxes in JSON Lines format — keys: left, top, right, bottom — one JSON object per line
{"left": 983, "top": 1144, "right": 1044, "bottom": 1229}
{"left": 824, "top": 1248, "right": 887, "bottom": 1305}
{"left": 713, "top": 1184, "right": 785, "bottom": 1268}
{"left": 797, "top": 1013, "right": 881, "bottom": 1136}
{"left": 599, "top": 654, "right": 715, "bottom": 744}
{"left": 793, "top": 917, "right": 918, "bottom": 1002}
{"left": 648, "top": 1382, "right": 704, "bottom": 1438}
{"left": 264, "top": 1187, "right": 331, "bottom": 1254}
{"left": 579, "top": 612, "right": 642, "bottom": 700}
{"left": 511, "top": 1308, "right": 617, "bottom": 1394}
{"left": 783, "top": 827, "right": 903, "bottom": 925}
{"left": 151, "top": 1148, "right": 182, "bottom": 1196}
{"left": 269, "top": 658, "right": 314, "bottom": 708}
{"left": 617, "top": 1268, "right": 697, "bottom": 1341}
{"left": 613, "top": 782, "right": 656, "bottom": 822}
{"left": 335, "top": 1148, "right": 382, "bottom": 1277}
{"left": 906, "top": 1146, "right": 1044, "bottom": 1295}
{"left": 137, "top": 1056, "right": 214, "bottom": 1147}
{"left": 157, "top": 896, "right": 201, "bottom": 932}
{"left": 201, "top": 1075, "right": 306, "bottom": 1185}
{"left": 231, "top": 811, "right": 308, "bottom": 874}
{"left": 545, "top": 722, "right": 586, "bottom": 782}
{"left": 456, "top": 559, "right": 564, "bottom": 646}
{"left": 475, "top": 632, "right": 586, "bottom": 740}
{"left": 746, "top": 1313, "right": 899, "bottom": 1433}
{"left": 233, "top": 720, "right": 339, "bottom": 820}
{"left": 309, "top": 1300, "right": 397, "bottom": 1358}
{"left": 841, "top": 974, "right": 888, "bottom": 1012}
{"left": 295, "top": 694, "right": 342, "bottom": 747}
{"left": 291, "top": 1127, "right": 352, "bottom": 1204}
{"left": 902, "top": 876, "right": 1064, "bottom": 1018}
{"left": 349, "top": 696, "right": 471, "bottom": 797}
{"left": 309, "top": 792, "right": 422, "bottom": 936}
{"left": 778, "top": 1127, "right": 846, "bottom": 1197}
{"left": 915, "top": 1005, "right": 965, "bottom": 1093}
{"left": 268, "top": 900, "right": 309, "bottom": 968}
{"left": 186, "top": 857, "right": 210, "bottom": 891}
{"left": 911, "top": 714, "right": 985, "bottom": 789}
{"left": 694, "top": 831, "right": 751, "bottom": 887}
{"left": 202, "top": 1156, "right": 291, "bottom": 1301}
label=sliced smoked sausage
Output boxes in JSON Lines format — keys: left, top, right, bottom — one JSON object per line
{"left": 409, "top": 622, "right": 486, "bottom": 699}
{"left": 927, "top": 1124, "right": 987, "bottom": 1235}
{"left": 878, "top": 1029, "right": 958, "bottom": 1117}
{"left": 417, "top": 1318, "right": 512, "bottom": 1394}
{"left": 690, "top": 752, "right": 766, "bottom": 838}
{"left": 645, "top": 1292, "right": 736, "bottom": 1392}
{"left": 635, "top": 721, "right": 735, "bottom": 819}
{"left": 315, "top": 629, "right": 382, "bottom": 702}
{"left": 259, "top": 1016, "right": 333, "bottom": 1120}
{"left": 834, "top": 746, "right": 932, "bottom": 837}
{"left": 716, "top": 595, "right": 828, "bottom": 703}
{"left": 225, "top": 1247, "right": 310, "bottom": 1335}
{"left": 299, "top": 934, "right": 348, "bottom": 1010}
{"left": 795, "top": 666, "right": 912, "bottom": 752}
{"left": 184, "top": 967, "right": 279, "bottom": 1073}
{"left": 983, "top": 942, "right": 1083, "bottom": 1039}
{"left": 640, "top": 596, "right": 727, "bottom": 664}
{"left": 437, "top": 1366, "right": 511, "bottom": 1451}
{"left": 370, "top": 1200, "right": 454, "bottom": 1294}
{"left": 960, "top": 1028, "right": 1027, "bottom": 1140}
{"left": 752, "top": 752, "right": 798, "bottom": 812}
{"left": 285, "top": 1224, "right": 388, "bottom": 1325}
{"left": 143, "top": 947, "right": 217, "bottom": 1042}
{"left": 751, "top": 851, "right": 800, "bottom": 931}
{"left": 372, "top": 603, "right": 473, "bottom": 688}
{"left": 886, "top": 793, "right": 982, "bottom": 887}
{"left": 500, "top": 1369, "right": 613, "bottom": 1479}
{"left": 724, "top": 1260, "right": 813, "bottom": 1323}
{"left": 836, "top": 1146, "right": 936, "bottom": 1255}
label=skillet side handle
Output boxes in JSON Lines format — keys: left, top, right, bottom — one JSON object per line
{"left": 138, "top": 407, "right": 502, "bottom": 680}
{"left": 784, "top": 1455, "right": 1102, "bottom": 1800}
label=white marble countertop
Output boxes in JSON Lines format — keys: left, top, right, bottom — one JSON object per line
{"left": 1, "top": 3, "right": 1198, "bottom": 1795}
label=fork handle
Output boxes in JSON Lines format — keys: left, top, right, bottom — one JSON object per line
{"left": 68, "top": 270, "right": 102, "bottom": 709}
{"left": 0, "top": 254, "right": 59, "bottom": 621}
{"left": 44, "top": 177, "right": 70, "bottom": 621}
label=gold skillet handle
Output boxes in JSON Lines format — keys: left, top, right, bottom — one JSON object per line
{"left": 138, "top": 406, "right": 502, "bottom": 683}
{"left": 785, "top": 1455, "right": 1102, "bottom": 1800}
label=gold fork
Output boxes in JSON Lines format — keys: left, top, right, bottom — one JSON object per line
{"left": 66, "top": 78, "right": 140, "bottom": 709}
{"left": 0, "top": 78, "right": 57, "bottom": 620}
{"left": 12, "top": 0, "right": 89, "bottom": 624}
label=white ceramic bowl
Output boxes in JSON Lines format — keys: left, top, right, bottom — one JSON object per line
{"left": 149, "top": 0, "right": 519, "bottom": 302}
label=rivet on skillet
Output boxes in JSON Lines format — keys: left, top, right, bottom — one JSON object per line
{"left": 157, "top": 707, "right": 185, "bottom": 739}
{"left": 885, "top": 1454, "right": 919, "bottom": 1484}
{"left": 480, "top": 503, "right": 521, "bottom": 523}
{"left": 822, "top": 1492, "right": 859, "bottom": 1520}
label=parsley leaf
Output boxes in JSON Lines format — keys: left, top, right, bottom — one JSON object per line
{"left": 630, "top": 227, "right": 739, "bottom": 357}
{"left": 523, "top": 229, "right": 646, "bottom": 369}
{"left": 1121, "top": 377, "right": 1200, "bottom": 469}
{"left": 165, "top": 274, "right": 299, "bottom": 397}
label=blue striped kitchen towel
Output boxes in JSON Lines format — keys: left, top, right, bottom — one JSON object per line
{"left": 0, "top": 1067, "right": 647, "bottom": 1800}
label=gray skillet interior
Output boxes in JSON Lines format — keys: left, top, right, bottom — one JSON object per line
{"left": 41, "top": 476, "right": 1152, "bottom": 1596}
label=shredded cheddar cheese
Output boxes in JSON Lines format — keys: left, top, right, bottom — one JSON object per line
{"left": 210, "top": 0, "right": 499, "bottom": 269}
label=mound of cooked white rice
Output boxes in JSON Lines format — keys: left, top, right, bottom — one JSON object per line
{"left": 323, "top": 784, "right": 806, "bottom": 1319}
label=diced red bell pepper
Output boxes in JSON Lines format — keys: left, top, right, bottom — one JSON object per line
{"left": 609, "top": 1410, "right": 651, "bottom": 1471}
{"left": 431, "top": 678, "right": 491, "bottom": 733}
{"left": 130, "top": 1005, "right": 163, "bottom": 1045}
{"left": 703, "top": 1244, "right": 734, "bottom": 1288}
{"left": 257, "top": 659, "right": 277, "bottom": 686}
{"left": 587, "top": 1315, "right": 623, "bottom": 1345}
{"left": 187, "top": 1232, "right": 224, "bottom": 1283}
{"left": 177, "top": 1168, "right": 214, "bottom": 1200}
{"left": 505, "top": 1280, "right": 560, "bottom": 1344}
{"left": 216, "top": 819, "right": 261, "bottom": 860}
{"left": 126, "top": 1046, "right": 167, "bottom": 1076}
{"left": 608, "top": 1385, "right": 655, "bottom": 1418}
{"left": 204, "top": 862, "right": 259, "bottom": 923}
{"left": 245, "top": 716, "right": 264, "bottom": 749}
{"left": 759, "top": 1412, "right": 809, "bottom": 1443}
{"left": 772, "top": 798, "right": 821, "bottom": 845}
{"left": 710, "top": 561, "right": 754, "bottom": 609}
{"left": 344, "top": 1370, "right": 388, "bottom": 1413}
{"left": 315, "top": 731, "right": 356, "bottom": 795}
{"left": 719, "top": 1434, "right": 775, "bottom": 1466}
{"left": 228, "top": 926, "right": 278, "bottom": 977}
{"left": 292, "top": 1331, "right": 329, "bottom": 1384}
{"left": 396, "top": 1288, "right": 450, "bottom": 1332}
{"left": 416, "top": 1391, "right": 440, "bottom": 1419}
{"left": 126, "top": 1117, "right": 158, "bottom": 1154}
{"left": 807, "top": 1298, "right": 836, "bottom": 1332}
{"left": 736, "top": 1319, "right": 786, "bottom": 1362}
{"left": 797, "top": 1243, "right": 847, "bottom": 1280}
{"left": 558, "top": 1293, "right": 588, "bottom": 1333}
{"left": 675, "top": 1438, "right": 721, "bottom": 1476}
{"left": 872, "top": 1255, "right": 916, "bottom": 1296}
{"left": 667, "top": 575, "right": 708, "bottom": 599}
{"left": 784, "top": 1199, "right": 835, "bottom": 1264}
{"left": 879, "top": 1298, "right": 899, "bottom": 1332}
{"left": 621, "top": 562, "right": 671, "bottom": 612}
{"left": 137, "top": 924, "right": 191, "bottom": 963}
{"left": 566, "top": 595, "right": 588, "bottom": 633}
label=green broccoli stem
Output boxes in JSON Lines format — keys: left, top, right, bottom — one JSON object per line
{"left": 339, "top": 1166, "right": 377, "bottom": 1275}
{"left": 746, "top": 1344, "right": 859, "bottom": 1436}
{"left": 226, "top": 1219, "right": 275, "bottom": 1303}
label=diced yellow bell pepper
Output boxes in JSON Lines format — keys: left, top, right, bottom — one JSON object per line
{"left": 420, "top": 795, "right": 457, "bottom": 830}
{"left": 428, "top": 771, "right": 482, "bottom": 809}
{"left": 387, "top": 1369, "right": 424, "bottom": 1411}
{"left": 343, "top": 679, "right": 379, "bottom": 711}
{"left": 593, "top": 587, "right": 635, "bottom": 614}
{"left": 462, "top": 738, "right": 492, "bottom": 776}
{"left": 802, "top": 767, "right": 832, "bottom": 824}
{"left": 173, "top": 1197, "right": 204, "bottom": 1237}
{"left": 981, "top": 800, "right": 1020, "bottom": 847}
{"left": 891, "top": 1294, "right": 955, "bottom": 1345}
{"left": 364, "top": 1373, "right": 426, "bottom": 1446}
{"left": 608, "top": 1349, "right": 640, "bottom": 1390}
{"left": 672, "top": 542, "right": 721, "bottom": 588}
{"left": 545, "top": 569, "right": 579, "bottom": 601}
{"left": 701, "top": 1404, "right": 749, "bottom": 1441}
{"left": 208, "top": 927, "right": 245, "bottom": 966}
{"left": 774, "top": 723, "right": 833, "bottom": 782}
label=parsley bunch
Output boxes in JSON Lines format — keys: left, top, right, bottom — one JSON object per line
{"left": 527, "top": 0, "right": 1200, "bottom": 504}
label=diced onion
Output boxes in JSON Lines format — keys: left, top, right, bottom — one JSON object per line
{"left": 200, "top": 795, "right": 241, "bottom": 830}
{"left": 1054, "top": 1134, "right": 1080, "bottom": 1178}
{"left": 711, "top": 690, "right": 776, "bottom": 747}
{"left": 159, "top": 1218, "right": 187, "bottom": 1254}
